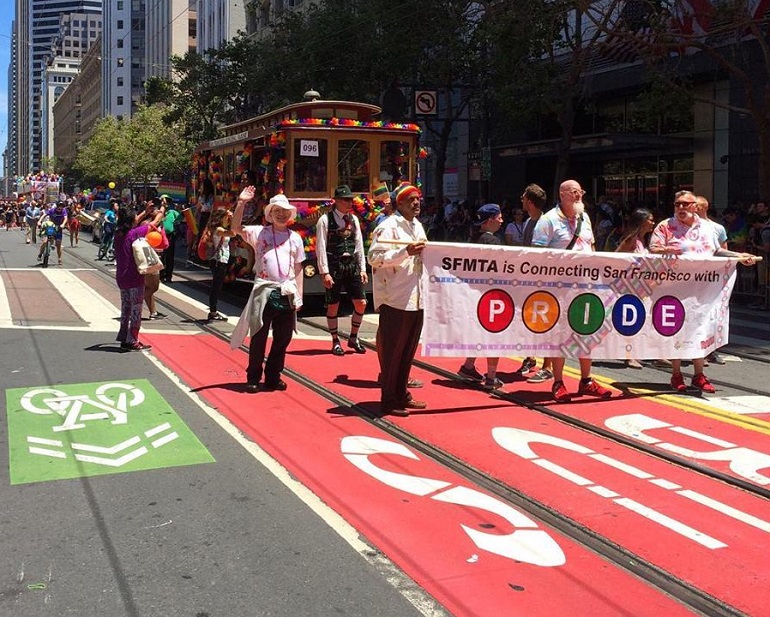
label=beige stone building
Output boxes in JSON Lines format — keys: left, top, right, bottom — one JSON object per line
{"left": 53, "top": 37, "right": 102, "bottom": 170}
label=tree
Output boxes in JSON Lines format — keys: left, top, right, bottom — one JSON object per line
{"left": 73, "top": 115, "right": 131, "bottom": 185}
{"left": 257, "top": 0, "right": 492, "bottom": 204}
{"left": 74, "top": 105, "right": 192, "bottom": 191}
{"left": 484, "top": 1, "right": 625, "bottom": 197}
{"left": 581, "top": 0, "right": 770, "bottom": 199}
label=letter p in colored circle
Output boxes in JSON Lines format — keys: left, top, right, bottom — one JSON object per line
{"left": 478, "top": 289, "right": 514, "bottom": 333}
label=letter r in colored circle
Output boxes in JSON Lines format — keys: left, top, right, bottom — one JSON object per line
{"left": 522, "top": 291, "right": 559, "bottom": 334}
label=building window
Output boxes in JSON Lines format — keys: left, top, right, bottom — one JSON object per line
{"left": 117, "top": 96, "right": 124, "bottom": 105}
{"left": 117, "top": 20, "right": 124, "bottom": 29}
{"left": 117, "top": 1, "right": 123, "bottom": 8}
{"left": 117, "top": 77, "right": 124, "bottom": 87}
{"left": 117, "top": 39, "right": 123, "bottom": 48}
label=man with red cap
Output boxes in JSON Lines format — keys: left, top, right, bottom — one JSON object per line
{"left": 368, "top": 183, "right": 427, "bottom": 417}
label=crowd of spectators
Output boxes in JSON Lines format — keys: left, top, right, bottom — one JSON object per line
{"left": 419, "top": 191, "right": 770, "bottom": 309}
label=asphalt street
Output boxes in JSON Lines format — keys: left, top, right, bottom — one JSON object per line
{"left": 0, "top": 229, "right": 433, "bottom": 617}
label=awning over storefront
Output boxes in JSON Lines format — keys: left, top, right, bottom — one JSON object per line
{"left": 496, "top": 133, "right": 692, "bottom": 158}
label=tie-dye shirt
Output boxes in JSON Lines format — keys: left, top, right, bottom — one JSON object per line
{"left": 650, "top": 215, "right": 720, "bottom": 255}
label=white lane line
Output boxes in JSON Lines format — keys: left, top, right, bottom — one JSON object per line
{"left": 613, "top": 497, "right": 727, "bottom": 549}
{"left": 589, "top": 453, "right": 654, "bottom": 479}
{"left": 142, "top": 351, "right": 449, "bottom": 617}
{"left": 677, "top": 490, "right": 770, "bottom": 533}
{"left": 533, "top": 459, "right": 593, "bottom": 486}
{"left": 0, "top": 271, "right": 12, "bottom": 327}
{"left": 669, "top": 427, "right": 735, "bottom": 448}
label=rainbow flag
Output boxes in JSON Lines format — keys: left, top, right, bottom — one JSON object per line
{"left": 182, "top": 207, "right": 198, "bottom": 236}
{"left": 157, "top": 181, "right": 186, "bottom": 202}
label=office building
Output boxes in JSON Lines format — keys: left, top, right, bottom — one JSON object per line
{"left": 197, "top": 0, "right": 245, "bottom": 51}
{"left": 146, "top": 0, "right": 197, "bottom": 81}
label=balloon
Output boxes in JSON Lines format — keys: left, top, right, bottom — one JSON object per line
{"left": 108, "top": 182, "right": 116, "bottom": 189}
{"left": 146, "top": 231, "right": 162, "bottom": 248}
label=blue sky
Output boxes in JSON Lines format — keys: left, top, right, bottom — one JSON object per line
{"left": 0, "top": 0, "right": 12, "bottom": 157}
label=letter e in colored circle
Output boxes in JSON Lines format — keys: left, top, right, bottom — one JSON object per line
{"left": 477, "top": 289, "right": 514, "bottom": 333}
{"left": 612, "top": 295, "right": 646, "bottom": 336}
{"left": 522, "top": 291, "right": 559, "bottom": 334}
{"left": 652, "top": 295, "right": 684, "bottom": 336}
{"left": 568, "top": 293, "right": 604, "bottom": 335}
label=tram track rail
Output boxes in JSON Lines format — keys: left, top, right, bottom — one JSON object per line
{"left": 70, "top": 243, "right": 762, "bottom": 616}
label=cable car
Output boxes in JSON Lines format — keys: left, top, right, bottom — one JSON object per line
{"left": 191, "top": 92, "right": 423, "bottom": 294}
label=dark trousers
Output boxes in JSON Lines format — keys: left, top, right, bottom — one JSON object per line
{"left": 378, "top": 304, "right": 423, "bottom": 407}
{"left": 209, "top": 260, "right": 227, "bottom": 313}
{"left": 162, "top": 235, "right": 177, "bottom": 280}
{"left": 247, "top": 304, "right": 295, "bottom": 385}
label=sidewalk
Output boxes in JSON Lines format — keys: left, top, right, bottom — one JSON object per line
{"left": 725, "top": 304, "right": 770, "bottom": 362}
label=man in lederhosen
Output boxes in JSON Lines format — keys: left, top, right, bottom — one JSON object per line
{"left": 316, "top": 185, "right": 368, "bottom": 355}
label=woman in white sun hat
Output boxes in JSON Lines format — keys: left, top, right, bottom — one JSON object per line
{"left": 231, "top": 187, "right": 305, "bottom": 393}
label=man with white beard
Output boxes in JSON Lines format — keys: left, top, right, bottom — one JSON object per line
{"left": 531, "top": 179, "right": 613, "bottom": 402}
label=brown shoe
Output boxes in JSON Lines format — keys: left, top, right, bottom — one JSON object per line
{"left": 381, "top": 404, "right": 409, "bottom": 417}
{"left": 403, "top": 399, "right": 427, "bottom": 410}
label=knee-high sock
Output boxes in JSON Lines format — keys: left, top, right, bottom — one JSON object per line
{"left": 351, "top": 310, "right": 364, "bottom": 337}
{"left": 327, "top": 315, "right": 339, "bottom": 341}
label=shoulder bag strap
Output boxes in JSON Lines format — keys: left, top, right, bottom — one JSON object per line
{"left": 565, "top": 214, "right": 583, "bottom": 251}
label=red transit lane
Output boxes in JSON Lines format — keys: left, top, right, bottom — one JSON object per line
{"left": 278, "top": 339, "right": 770, "bottom": 617}
{"left": 424, "top": 354, "right": 770, "bottom": 490}
{"left": 148, "top": 333, "right": 699, "bottom": 617}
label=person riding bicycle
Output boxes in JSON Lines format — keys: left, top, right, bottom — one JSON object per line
{"left": 98, "top": 200, "right": 119, "bottom": 261}
{"left": 37, "top": 201, "right": 68, "bottom": 266}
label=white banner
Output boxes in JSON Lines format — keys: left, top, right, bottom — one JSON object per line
{"left": 421, "top": 242, "right": 737, "bottom": 360}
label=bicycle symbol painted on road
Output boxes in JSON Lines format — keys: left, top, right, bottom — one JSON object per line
{"left": 6, "top": 379, "right": 214, "bottom": 484}
{"left": 20, "top": 382, "right": 145, "bottom": 431}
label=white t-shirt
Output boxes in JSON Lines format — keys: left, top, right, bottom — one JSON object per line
{"left": 240, "top": 224, "right": 305, "bottom": 282}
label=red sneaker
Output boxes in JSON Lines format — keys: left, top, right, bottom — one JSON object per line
{"left": 670, "top": 372, "right": 687, "bottom": 392}
{"left": 552, "top": 380, "right": 570, "bottom": 402}
{"left": 577, "top": 379, "right": 612, "bottom": 398}
{"left": 691, "top": 373, "right": 716, "bottom": 394}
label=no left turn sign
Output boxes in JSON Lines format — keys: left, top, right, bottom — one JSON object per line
{"left": 415, "top": 90, "right": 437, "bottom": 115}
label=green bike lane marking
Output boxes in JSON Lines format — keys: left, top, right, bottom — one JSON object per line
{"left": 6, "top": 379, "right": 214, "bottom": 485}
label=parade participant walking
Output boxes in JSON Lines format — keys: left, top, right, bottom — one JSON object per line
{"left": 231, "top": 187, "right": 304, "bottom": 393}
{"left": 532, "top": 179, "right": 613, "bottom": 402}
{"left": 98, "top": 200, "right": 119, "bottom": 261}
{"left": 458, "top": 203, "right": 505, "bottom": 390}
{"left": 371, "top": 183, "right": 422, "bottom": 390}
{"left": 316, "top": 185, "right": 368, "bottom": 355}
{"left": 206, "top": 208, "right": 235, "bottom": 322}
{"left": 136, "top": 198, "right": 166, "bottom": 319}
{"left": 114, "top": 206, "right": 154, "bottom": 352}
{"left": 649, "top": 191, "right": 758, "bottom": 392}
{"left": 517, "top": 184, "right": 554, "bottom": 383}
{"left": 616, "top": 208, "right": 656, "bottom": 369}
{"left": 368, "top": 183, "right": 428, "bottom": 417}
{"left": 37, "top": 201, "right": 68, "bottom": 266}
{"left": 160, "top": 195, "right": 181, "bottom": 283}
{"left": 68, "top": 201, "right": 83, "bottom": 247}
{"left": 25, "top": 201, "right": 41, "bottom": 244}
{"left": 372, "top": 182, "right": 394, "bottom": 227}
